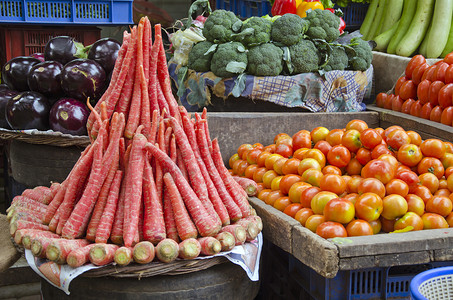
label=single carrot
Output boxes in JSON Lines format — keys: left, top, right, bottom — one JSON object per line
{"left": 9, "top": 196, "right": 47, "bottom": 213}
{"left": 232, "top": 176, "right": 258, "bottom": 197}
{"left": 89, "top": 243, "right": 119, "bottom": 266}
{"left": 145, "top": 143, "right": 221, "bottom": 237}
{"left": 211, "top": 139, "right": 251, "bottom": 218}
{"left": 22, "top": 187, "right": 53, "bottom": 205}
{"left": 110, "top": 31, "right": 131, "bottom": 86}
{"left": 155, "top": 238, "right": 179, "bottom": 263}
{"left": 110, "top": 180, "right": 126, "bottom": 245}
{"left": 220, "top": 225, "right": 247, "bottom": 246}
{"left": 176, "top": 149, "right": 189, "bottom": 181}
{"left": 16, "top": 229, "right": 59, "bottom": 249}
{"left": 244, "top": 215, "right": 263, "bottom": 232}
{"left": 200, "top": 107, "right": 213, "bottom": 153}
{"left": 164, "top": 126, "right": 173, "bottom": 156}
{"left": 137, "top": 193, "right": 144, "bottom": 244}
{"left": 122, "top": 127, "right": 147, "bottom": 247}
{"left": 148, "top": 24, "right": 161, "bottom": 115}
{"left": 46, "top": 238, "right": 91, "bottom": 264}
{"left": 168, "top": 117, "right": 221, "bottom": 227}
{"left": 156, "top": 77, "right": 170, "bottom": 117}
{"left": 149, "top": 109, "right": 159, "bottom": 145}
{"left": 31, "top": 237, "right": 60, "bottom": 258}
{"left": 198, "top": 237, "right": 221, "bottom": 256}
{"left": 178, "top": 238, "right": 201, "bottom": 260}
{"left": 215, "top": 231, "right": 236, "bottom": 252}
{"left": 10, "top": 211, "right": 42, "bottom": 227}
{"left": 143, "top": 159, "right": 166, "bottom": 244}
{"left": 124, "top": 19, "right": 145, "bottom": 139}
{"left": 163, "top": 173, "right": 198, "bottom": 240}
{"left": 143, "top": 17, "right": 151, "bottom": 84}
{"left": 67, "top": 244, "right": 97, "bottom": 268}
{"left": 115, "top": 34, "right": 137, "bottom": 117}
{"left": 7, "top": 206, "right": 42, "bottom": 222}
{"left": 139, "top": 65, "right": 151, "bottom": 138}
{"left": 114, "top": 246, "right": 133, "bottom": 266}
{"left": 155, "top": 116, "right": 165, "bottom": 202}
{"left": 163, "top": 189, "right": 179, "bottom": 242}
{"left": 234, "top": 218, "right": 259, "bottom": 242}
{"left": 169, "top": 134, "right": 176, "bottom": 161}
{"left": 195, "top": 121, "right": 242, "bottom": 222}
{"left": 48, "top": 211, "right": 61, "bottom": 233}
{"left": 95, "top": 170, "right": 123, "bottom": 244}
{"left": 42, "top": 181, "right": 67, "bottom": 224}
{"left": 119, "top": 137, "right": 126, "bottom": 171}
{"left": 132, "top": 241, "right": 155, "bottom": 264}
{"left": 10, "top": 220, "right": 48, "bottom": 236}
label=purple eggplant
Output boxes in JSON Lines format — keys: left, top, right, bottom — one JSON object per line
{"left": 44, "top": 36, "right": 88, "bottom": 65}
{"left": 1, "top": 56, "right": 42, "bottom": 91}
{"left": 28, "top": 61, "right": 64, "bottom": 98}
{"left": 49, "top": 98, "right": 89, "bottom": 136}
{"left": 87, "top": 38, "right": 121, "bottom": 74}
{"left": 60, "top": 59, "right": 107, "bottom": 103}
{"left": 6, "top": 91, "right": 50, "bottom": 130}
{"left": 30, "top": 53, "right": 45, "bottom": 62}
{"left": 0, "top": 86, "right": 19, "bottom": 129}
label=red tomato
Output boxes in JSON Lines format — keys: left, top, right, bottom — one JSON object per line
{"left": 392, "top": 95, "right": 404, "bottom": 112}
{"left": 438, "top": 83, "right": 453, "bottom": 109}
{"left": 310, "top": 127, "right": 329, "bottom": 144}
{"left": 420, "top": 139, "right": 446, "bottom": 159}
{"left": 401, "top": 98, "right": 415, "bottom": 114}
{"left": 417, "top": 157, "right": 445, "bottom": 179}
{"left": 434, "top": 61, "right": 450, "bottom": 82}
{"left": 384, "top": 125, "right": 405, "bottom": 141}
{"left": 356, "top": 147, "right": 372, "bottom": 166}
{"left": 256, "top": 151, "right": 271, "bottom": 167}
{"left": 346, "top": 176, "right": 363, "bottom": 194}
{"left": 381, "top": 194, "right": 408, "bottom": 220}
{"left": 398, "top": 144, "right": 423, "bottom": 167}
{"left": 419, "top": 172, "right": 440, "bottom": 194}
{"left": 394, "top": 212, "right": 424, "bottom": 231}
{"left": 288, "top": 181, "right": 310, "bottom": 203}
{"left": 303, "top": 149, "right": 326, "bottom": 168}
{"left": 300, "top": 186, "right": 321, "bottom": 208}
{"left": 273, "top": 133, "right": 291, "bottom": 144}
{"left": 274, "top": 143, "right": 293, "bottom": 158}
{"left": 375, "top": 92, "right": 388, "bottom": 108}
{"left": 294, "top": 208, "right": 314, "bottom": 226}
{"left": 384, "top": 94, "right": 395, "bottom": 110}
{"left": 316, "top": 221, "right": 347, "bottom": 239}
{"left": 409, "top": 100, "right": 422, "bottom": 117}
{"left": 428, "top": 81, "right": 445, "bottom": 106}
{"left": 314, "top": 140, "right": 332, "bottom": 157}
{"left": 292, "top": 130, "right": 311, "bottom": 151}
{"left": 412, "top": 62, "right": 429, "bottom": 85}
{"left": 322, "top": 165, "right": 343, "bottom": 175}
{"left": 305, "top": 214, "right": 326, "bottom": 232}
{"left": 244, "top": 164, "right": 259, "bottom": 179}
{"left": 406, "top": 194, "right": 425, "bottom": 216}
{"left": 371, "top": 144, "right": 394, "bottom": 160}
{"left": 301, "top": 168, "right": 323, "bottom": 187}
{"left": 386, "top": 129, "right": 410, "bottom": 151}
{"left": 444, "top": 52, "right": 453, "bottom": 65}
{"left": 395, "top": 76, "right": 409, "bottom": 95}
{"left": 380, "top": 216, "right": 397, "bottom": 233}
{"left": 406, "top": 131, "right": 422, "bottom": 146}
{"left": 346, "top": 219, "right": 373, "bottom": 236}
{"left": 413, "top": 185, "right": 434, "bottom": 204}
{"left": 445, "top": 64, "right": 453, "bottom": 84}
{"left": 283, "top": 203, "right": 303, "bottom": 218}
{"left": 406, "top": 54, "right": 426, "bottom": 78}
{"left": 320, "top": 174, "right": 346, "bottom": 195}
{"left": 279, "top": 174, "right": 302, "bottom": 195}
{"left": 237, "top": 144, "right": 253, "bottom": 160}
{"left": 430, "top": 105, "right": 443, "bottom": 122}
{"left": 252, "top": 167, "right": 267, "bottom": 183}
{"left": 282, "top": 157, "right": 301, "bottom": 175}
{"left": 417, "top": 79, "right": 431, "bottom": 105}
{"left": 421, "top": 65, "right": 437, "bottom": 82}
{"left": 385, "top": 179, "right": 409, "bottom": 197}
{"left": 297, "top": 158, "right": 322, "bottom": 176}
{"left": 263, "top": 144, "right": 276, "bottom": 153}
{"left": 345, "top": 119, "right": 369, "bottom": 133}
{"left": 420, "top": 102, "right": 434, "bottom": 119}
{"left": 441, "top": 106, "right": 453, "bottom": 125}
{"left": 325, "top": 129, "right": 345, "bottom": 147}
{"left": 399, "top": 80, "right": 417, "bottom": 100}
{"left": 246, "top": 148, "right": 262, "bottom": 165}
{"left": 341, "top": 129, "right": 362, "bottom": 153}
{"left": 355, "top": 192, "right": 383, "bottom": 222}
{"left": 358, "top": 177, "right": 386, "bottom": 198}
{"left": 274, "top": 196, "right": 292, "bottom": 211}
{"left": 323, "top": 198, "right": 355, "bottom": 224}
{"left": 310, "top": 191, "right": 338, "bottom": 214}
{"left": 361, "top": 159, "right": 395, "bottom": 184}
{"left": 361, "top": 128, "right": 383, "bottom": 150}
{"left": 422, "top": 213, "right": 449, "bottom": 229}
{"left": 327, "top": 145, "right": 351, "bottom": 168}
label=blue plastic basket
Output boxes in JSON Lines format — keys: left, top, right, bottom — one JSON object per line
{"left": 411, "top": 266, "right": 453, "bottom": 300}
{"left": 0, "top": 0, "right": 133, "bottom": 25}
{"left": 216, "top": 0, "right": 271, "bottom": 18}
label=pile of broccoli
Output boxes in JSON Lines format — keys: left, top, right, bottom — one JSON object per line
{"left": 186, "top": 9, "right": 373, "bottom": 78}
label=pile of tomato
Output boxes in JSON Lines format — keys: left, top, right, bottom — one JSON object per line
{"left": 376, "top": 53, "right": 453, "bottom": 126}
{"left": 229, "top": 120, "right": 453, "bottom": 239}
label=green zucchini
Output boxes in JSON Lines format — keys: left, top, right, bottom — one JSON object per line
{"left": 426, "top": 0, "right": 453, "bottom": 58}
{"left": 360, "top": 0, "right": 379, "bottom": 38}
{"left": 395, "top": 0, "right": 435, "bottom": 57}
{"left": 441, "top": 19, "right": 453, "bottom": 57}
{"left": 374, "top": 20, "right": 401, "bottom": 52}
{"left": 387, "top": 0, "right": 417, "bottom": 54}
{"left": 364, "top": 0, "right": 386, "bottom": 40}
{"left": 379, "top": 0, "right": 404, "bottom": 34}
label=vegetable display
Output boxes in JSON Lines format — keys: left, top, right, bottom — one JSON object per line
{"left": 7, "top": 17, "right": 262, "bottom": 267}
{"left": 375, "top": 53, "right": 453, "bottom": 127}
{"left": 229, "top": 120, "right": 453, "bottom": 239}
{"left": 361, "top": 0, "right": 453, "bottom": 58}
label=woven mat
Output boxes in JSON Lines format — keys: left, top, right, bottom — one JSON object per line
{"left": 0, "top": 214, "right": 21, "bottom": 272}
{"left": 82, "top": 256, "right": 228, "bottom": 278}
{"left": 0, "top": 128, "right": 90, "bottom": 147}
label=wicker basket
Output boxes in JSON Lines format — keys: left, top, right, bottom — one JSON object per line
{"left": 0, "top": 128, "right": 90, "bottom": 148}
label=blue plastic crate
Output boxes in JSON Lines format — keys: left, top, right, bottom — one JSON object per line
{"left": 215, "top": 0, "right": 238, "bottom": 15}
{"left": 0, "top": 0, "right": 133, "bottom": 25}
{"left": 334, "top": 2, "right": 369, "bottom": 30}
{"left": 216, "top": 0, "right": 270, "bottom": 18}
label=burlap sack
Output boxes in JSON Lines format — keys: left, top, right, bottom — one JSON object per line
{"left": 0, "top": 214, "right": 21, "bottom": 272}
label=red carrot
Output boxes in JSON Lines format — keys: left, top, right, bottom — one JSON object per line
{"left": 139, "top": 65, "right": 151, "bottom": 138}
{"left": 9, "top": 196, "right": 48, "bottom": 213}
{"left": 22, "top": 186, "right": 53, "bottom": 205}
{"left": 110, "top": 178, "right": 126, "bottom": 245}
{"left": 95, "top": 170, "right": 123, "bottom": 243}
{"left": 198, "top": 237, "right": 221, "bottom": 256}
{"left": 15, "top": 229, "right": 59, "bottom": 248}
{"left": 232, "top": 176, "right": 258, "bottom": 197}
{"left": 170, "top": 134, "right": 177, "bottom": 161}
{"left": 114, "top": 246, "right": 133, "bottom": 266}
{"left": 244, "top": 215, "right": 263, "bottom": 232}
{"left": 201, "top": 107, "right": 213, "bottom": 153}
{"left": 168, "top": 117, "right": 221, "bottom": 227}
{"left": 234, "top": 218, "right": 259, "bottom": 242}
{"left": 163, "top": 189, "right": 179, "bottom": 242}
{"left": 122, "top": 127, "right": 148, "bottom": 247}
{"left": 155, "top": 24, "right": 181, "bottom": 124}
{"left": 132, "top": 241, "right": 155, "bottom": 264}
{"left": 211, "top": 139, "right": 251, "bottom": 218}
{"left": 42, "top": 182, "right": 67, "bottom": 224}
{"left": 110, "top": 31, "right": 131, "bottom": 85}
{"left": 149, "top": 109, "right": 159, "bottom": 145}
{"left": 184, "top": 117, "right": 230, "bottom": 226}
{"left": 124, "top": 19, "right": 145, "bottom": 139}
{"left": 10, "top": 220, "right": 48, "bottom": 236}
{"left": 148, "top": 24, "right": 161, "bottom": 115}
{"left": 155, "top": 238, "right": 179, "bottom": 263}
{"left": 46, "top": 238, "right": 91, "bottom": 264}
{"left": 164, "top": 126, "right": 173, "bottom": 156}
{"left": 31, "top": 237, "right": 60, "bottom": 258}
{"left": 137, "top": 192, "right": 144, "bottom": 244}
{"left": 156, "top": 78, "right": 170, "bottom": 117}
{"left": 10, "top": 211, "right": 42, "bottom": 226}
{"left": 163, "top": 173, "right": 198, "bottom": 240}
{"left": 215, "top": 231, "right": 236, "bottom": 252}
{"left": 176, "top": 149, "right": 189, "bottom": 181}
{"left": 178, "top": 238, "right": 201, "bottom": 260}
{"left": 119, "top": 137, "right": 126, "bottom": 171}
{"left": 143, "top": 159, "right": 166, "bottom": 244}
{"left": 143, "top": 17, "right": 151, "bottom": 85}
{"left": 48, "top": 211, "right": 60, "bottom": 233}
{"left": 89, "top": 243, "right": 119, "bottom": 266}
{"left": 7, "top": 206, "right": 42, "bottom": 222}
{"left": 67, "top": 244, "right": 97, "bottom": 268}
{"left": 88, "top": 26, "right": 135, "bottom": 138}
{"left": 145, "top": 143, "right": 221, "bottom": 237}
{"left": 115, "top": 35, "right": 137, "bottom": 117}
{"left": 220, "top": 225, "right": 247, "bottom": 246}
{"left": 195, "top": 121, "right": 242, "bottom": 222}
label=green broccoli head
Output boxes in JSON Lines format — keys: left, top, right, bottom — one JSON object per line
{"left": 323, "top": 45, "right": 348, "bottom": 72}
{"left": 233, "top": 16, "right": 272, "bottom": 47}
{"left": 211, "top": 42, "right": 248, "bottom": 78}
{"left": 247, "top": 43, "right": 283, "bottom": 76}
{"left": 202, "top": 10, "right": 242, "bottom": 43}
{"left": 304, "top": 9, "right": 341, "bottom": 42}
{"left": 271, "top": 13, "right": 309, "bottom": 46}
{"left": 187, "top": 41, "right": 215, "bottom": 72}
{"left": 347, "top": 38, "right": 373, "bottom": 71}
{"left": 288, "top": 39, "right": 319, "bottom": 74}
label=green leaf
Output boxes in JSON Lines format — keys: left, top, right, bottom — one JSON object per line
{"left": 232, "top": 20, "right": 243, "bottom": 33}
{"left": 184, "top": 0, "right": 211, "bottom": 29}
{"left": 232, "top": 73, "right": 247, "bottom": 97}
{"left": 282, "top": 46, "right": 293, "bottom": 74}
{"left": 225, "top": 61, "right": 247, "bottom": 74}
{"left": 204, "top": 44, "right": 218, "bottom": 55}
{"left": 176, "top": 66, "right": 188, "bottom": 99}
{"left": 237, "top": 44, "right": 247, "bottom": 53}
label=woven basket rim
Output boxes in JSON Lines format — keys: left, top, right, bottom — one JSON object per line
{"left": 0, "top": 128, "right": 90, "bottom": 147}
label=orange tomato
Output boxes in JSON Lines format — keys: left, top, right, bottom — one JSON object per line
{"left": 283, "top": 203, "right": 303, "bottom": 218}
{"left": 346, "top": 219, "right": 373, "bottom": 236}
{"left": 294, "top": 208, "right": 314, "bottom": 226}
{"left": 319, "top": 174, "right": 347, "bottom": 195}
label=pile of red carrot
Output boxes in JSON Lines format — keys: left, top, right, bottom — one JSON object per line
{"left": 7, "top": 17, "right": 262, "bottom": 267}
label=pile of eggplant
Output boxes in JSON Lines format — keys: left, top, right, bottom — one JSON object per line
{"left": 0, "top": 36, "right": 121, "bottom": 136}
